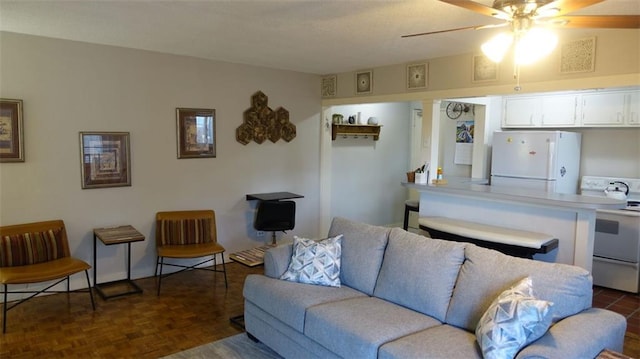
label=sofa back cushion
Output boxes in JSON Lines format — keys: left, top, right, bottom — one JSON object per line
{"left": 327, "top": 217, "right": 390, "bottom": 296}
{"left": 445, "top": 244, "right": 593, "bottom": 332}
{"left": 373, "top": 228, "right": 466, "bottom": 321}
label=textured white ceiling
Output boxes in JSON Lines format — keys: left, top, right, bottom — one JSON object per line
{"left": 1, "top": 0, "right": 638, "bottom": 74}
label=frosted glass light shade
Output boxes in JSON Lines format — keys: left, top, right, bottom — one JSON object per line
{"left": 481, "top": 33, "right": 513, "bottom": 63}
{"left": 515, "top": 28, "right": 558, "bottom": 65}
{"left": 481, "top": 28, "right": 558, "bottom": 65}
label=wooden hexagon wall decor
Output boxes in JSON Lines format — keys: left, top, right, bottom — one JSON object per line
{"left": 236, "top": 91, "right": 296, "bottom": 145}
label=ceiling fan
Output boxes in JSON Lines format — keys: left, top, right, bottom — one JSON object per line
{"left": 402, "top": 0, "right": 640, "bottom": 39}
{"left": 403, "top": 0, "right": 639, "bottom": 88}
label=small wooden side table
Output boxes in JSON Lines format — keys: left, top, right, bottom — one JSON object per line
{"left": 93, "top": 225, "right": 145, "bottom": 300}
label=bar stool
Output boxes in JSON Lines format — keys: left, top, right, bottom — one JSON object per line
{"left": 403, "top": 200, "right": 420, "bottom": 230}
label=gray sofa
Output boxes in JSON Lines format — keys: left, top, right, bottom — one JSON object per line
{"left": 243, "top": 217, "right": 626, "bottom": 358}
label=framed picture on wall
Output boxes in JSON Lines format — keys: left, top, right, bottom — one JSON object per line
{"left": 472, "top": 55, "right": 498, "bottom": 83}
{"left": 0, "top": 99, "right": 25, "bottom": 162}
{"left": 355, "top": 70, "right": 373, "bottom": 95}
{"left": 407, "top": 63, "right": 428, "bottom": 90}
{"left": 176, "top": 108, "right": 216, "bottom": 159}
{"left": 79, "top": 131, "right": 131, "bottom": 189}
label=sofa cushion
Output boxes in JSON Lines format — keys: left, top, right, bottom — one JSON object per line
{"left": 0, "top": 229, "right": 66, "bottom": 267}
{"left": 243, "top": 274, "right": 366, "bottom": 332}
{"left": 305, "top": 297, "right": 441, "bottom": 359}
{"left": 379, "top": 325, "right": 482, "bottom": 359}
{"left": 280, "top": 235, "right": 343, "bottom": 287}
{"left": 327, "top": 217, "right": 390, "bottom": 295}
{"left": 446, "top": 244, "right": 592, "bottom": 332}
{"left": 476, "top": 277, "right": 554, "bottom": 359}
{"left": 373, "top": 228, "right": 465, "bottom": 321}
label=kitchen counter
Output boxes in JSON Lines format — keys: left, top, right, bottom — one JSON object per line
{"left": 403, "top": 177, "right": 623, "bottom": 270}
{"left": 402, "top": 179, "right": 626, "bottom": 211}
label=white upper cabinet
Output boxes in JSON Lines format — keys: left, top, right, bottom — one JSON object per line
{"left": 503, "top": 94, "right": 578, "bottom": 127}
{"left": 503, "top": 97, "right": 538, "bottom": 127}
{"left": 627, "top": 91, "right": 639, "bottom": 125}
{"left": 540, "top": 94, "right": 579, "bottom": 127}
{"left": 502, "top": 87, "right": 639, "bottom": 128}
{"left": 581, "top": 92, "right": 626, "bottom": 126}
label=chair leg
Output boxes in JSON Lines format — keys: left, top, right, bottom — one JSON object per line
{"left": 154, "top": 256, "right": 160, "bottom": 277}
{"left": 157, "top": 257, "right": 164, "bottom": 296}
{"left": 3, "top": 284, "right": 7, "bottom": 334}
{"left": 403, "top": 205, "right": 410, "bottom": 230}
{"left": 221, "top": 253, "right": 228, "bottom": 288}
{"left": 84, "top": 270, "right": 96, "bottom": 311}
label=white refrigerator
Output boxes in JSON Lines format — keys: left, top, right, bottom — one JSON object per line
{"left": 490, "top": 131, "right": 582, "bottom": 194}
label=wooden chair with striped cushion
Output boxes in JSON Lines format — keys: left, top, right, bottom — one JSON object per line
{"left": 155, "top": 210, "right": 228, "bottom": 296}
{"left": 0, "top": 220, "right": 95, "bottom": 333}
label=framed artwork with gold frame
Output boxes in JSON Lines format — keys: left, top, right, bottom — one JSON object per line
{"left": 176, "top": 108, "right": 216, "bottom": 159}
{"left": 355, "top": 70, "right": 373, "bottom": 95}
{"left": 79, "top": 131, "right": 131, "bottom": 189}
{"left": 0, "top": 99, "right": 24, "bottom": 162}
{"left": 472, "top": 55, "right": 498, "bottom": 83}
{"left": 407, "top": 63, "right": 428, "bottom": 90}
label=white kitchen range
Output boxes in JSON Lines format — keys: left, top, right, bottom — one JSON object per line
{"left": 580, "top": 176, "right": 640, "bottom": 293}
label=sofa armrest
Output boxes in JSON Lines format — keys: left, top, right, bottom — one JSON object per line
{"left": 263, "top": 243, "right": 293, "bottom": 278}
{"left": 516, "top": 308, "right": 626, "bottom": 359}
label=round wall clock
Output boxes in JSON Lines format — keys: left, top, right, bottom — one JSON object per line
{"left": 446, "top": 102, "right": 463, "bottom": 119}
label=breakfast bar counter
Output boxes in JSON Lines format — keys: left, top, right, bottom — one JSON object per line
{"left": 402, "top": 178, "right": 626, "bottom": 271}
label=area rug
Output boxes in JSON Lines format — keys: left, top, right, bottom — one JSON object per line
{"left": 161, "top": 333, "right": 283, "bottom": 359}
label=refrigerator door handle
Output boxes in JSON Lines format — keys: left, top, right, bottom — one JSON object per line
{"left": 547, "top": 141, "right": 555, "bottom": 178}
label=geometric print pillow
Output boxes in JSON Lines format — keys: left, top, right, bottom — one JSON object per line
{"left": 475, "top": 277, "right": 554, "bottom": 359}
{"left": 280, "top": 235, "right": 343, "bottom": 287}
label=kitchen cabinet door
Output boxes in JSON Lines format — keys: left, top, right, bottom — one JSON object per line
{"left": 581, "top": 92, "right": 626, "bottom": 126}
{"left": 540, "top": 94, "right": 578, "bottom": 127}
{"left": 503, "top": 97, "right": 538, "bottom": 127}
{"left": 627, "top": 91, "right": 639, "bottom": 125}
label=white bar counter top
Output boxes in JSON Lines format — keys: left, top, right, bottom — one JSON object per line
{"left": 402, "top": 178, "right": 626, "bottom": 211}
{"left": 402, "top": 177, "right": 624, "bottom": 270}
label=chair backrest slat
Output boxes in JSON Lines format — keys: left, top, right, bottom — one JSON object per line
{"left": 155, "top": 210, "right": 216, "bottom": 247}
{"left": 0, "top": 220, "right": 70, "bottom": 267}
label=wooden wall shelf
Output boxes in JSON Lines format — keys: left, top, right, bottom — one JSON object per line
{"left": 332, "top": 124, "right": 381, "bottom": 141}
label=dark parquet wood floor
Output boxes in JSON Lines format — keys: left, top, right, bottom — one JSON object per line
{"left": 1, "top": 262, "right": 639, "bottom": 358}
{"left": 0, "top": 262, "right": 262, "bottom": 358}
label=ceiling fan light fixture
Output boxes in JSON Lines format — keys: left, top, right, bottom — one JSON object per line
{"left": 515, "top": 27, "right": 558, "bottom": 65}
{"left": 481, "top": 32, "right": 514, "bottom": 62}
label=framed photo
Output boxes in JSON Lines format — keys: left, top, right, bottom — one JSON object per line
{"left": 472, "top": 55, "right": 498, "bottom": 83}
{"left": 0, "top": 99, "right": 24, "bottom": 162}
{"left": 355, "top": 70, "right": 373, "bottom": 95}
{"left": 560, "top": 37, "right": 596, "bottom": 74}
{"left": 321, "top": 75, "right": 337, "bottom": 98}
{"left": 176, "top": 108, "right": 216, "bottom": 159}
{"left": 79, "top": 132, "right": 131, "bottom": 189}
{"left": 407, "top": 63, "right": 428, "bottom": 90}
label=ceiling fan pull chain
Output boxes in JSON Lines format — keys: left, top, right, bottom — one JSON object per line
{"left": 514, "top": 63, "right": 522, "bottom": 92}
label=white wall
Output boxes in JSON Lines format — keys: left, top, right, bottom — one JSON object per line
{"left": 0, "top": 32, "right": 322, "bottom": 289}
{"left": 329, "top": 103, "right": 411, "bottom": 226}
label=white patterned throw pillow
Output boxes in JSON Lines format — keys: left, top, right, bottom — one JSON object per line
{"left": 476, "top": 277, "right": 554, "bottom": 359}
{"left": 280, "top": 235, "right": 343, "bottom": 287}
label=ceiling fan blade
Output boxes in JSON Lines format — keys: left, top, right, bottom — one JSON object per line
{"left": 537, "top": 0, "right": 605, "bottom": 17}
{"left": 401, "top": 23, "right": 505, "bottom": 38}
{"left": 439, "top": 0, "right": 510, "bottom": 20}
{"left": 550, "top": 15, "right": 640, "bottom": 29}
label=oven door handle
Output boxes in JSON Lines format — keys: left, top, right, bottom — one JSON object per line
{"left": 594, "top": 256, "right": 639, "bottom": 268}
